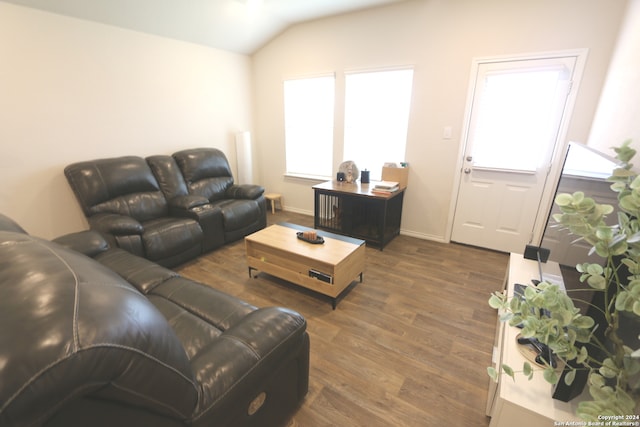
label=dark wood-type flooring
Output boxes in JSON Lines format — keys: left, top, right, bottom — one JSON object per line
{"left": 176, "top": 211, "right": 509, "bottom": 426}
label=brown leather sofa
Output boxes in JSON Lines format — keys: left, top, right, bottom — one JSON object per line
{"left": 0, "top": 213, "right": 309, "bottom": 427}
{"left": 64, "top": 148, "right": 266, "bottom": 268}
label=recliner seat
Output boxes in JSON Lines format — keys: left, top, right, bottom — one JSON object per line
{"left": 172, "top": 148, "right": 266, "bottom": 243}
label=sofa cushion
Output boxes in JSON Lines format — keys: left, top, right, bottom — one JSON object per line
{"left": 226, "top": 184, "right": 265, "bottom": 200}
{"left": 94, "top": 247, "right": 179, "bottom": 294}
{"left": 214, "top": 199, "right": 262, "bottom": 231}
{"left": 141, "top": 217, "right": 203, "bottom": 262}
{"left": 65, "top": 156, "right": 168, "bottom": 220}
{"left": 147, "top": 155, "right": 190, "bottom": 200}
{"left": 94, "top": 191, "right": 168, "bottom": 221}
{"left": 174, "top": 148, "right": 233, "bottom": 183}
{"left": 94, "top": 248, "right": 258, "bottom": 360}
{"left": 53, "top": 230, "right": 110, "bottom": 257}
{"left": 173, "top": 148, "right": 234, "bottom": 201}
{"left": 189, "top": 176, "right": 234, "bottom": 202}
{"left": 149, "top": 278, "right": 257, "bottom": 361}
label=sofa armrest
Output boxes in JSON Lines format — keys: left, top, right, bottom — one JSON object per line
{"left": 188, "top": 307, "right": 308, "bottom": 423}
{"left": 53, "top": 230, "right": 109, "bottom": 257}
{"left": 225, "top": 184, "right": 265, "bottom": 200}
{"left": 0, "top": 213, "right": 27, "bottom": 234}
{"left": 169, "top": 194, "right": 210, "bottom": 210}
{"left": 89, "top": 213, "right": 144, "bottom": 235}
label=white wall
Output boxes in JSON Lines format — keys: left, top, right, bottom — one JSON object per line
{"left": 0, "top": 2, "right": 253, "bottom": 238}
{"left": 588, "top": 0, "right": 640, "bottom": 156}
{"left": 252, "top": 0, "right": 628, "bottom": 242}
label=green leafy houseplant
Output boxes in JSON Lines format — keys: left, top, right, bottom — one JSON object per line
{"left": 487, "top": 141, "right": 640, "bottom": 420}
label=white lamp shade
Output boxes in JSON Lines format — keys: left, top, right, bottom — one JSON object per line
{"left": 235, "top": 131, "right": 253, "bottom": 185}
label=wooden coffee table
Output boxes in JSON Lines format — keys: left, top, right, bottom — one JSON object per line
{"left": 245, "top": 223, "right": 365, "bottom": 309}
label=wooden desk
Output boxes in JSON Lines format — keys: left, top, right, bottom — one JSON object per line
{"left": 312, "top": 180, "right": 405, "bottom": 249}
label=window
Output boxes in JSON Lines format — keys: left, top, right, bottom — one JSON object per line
{"left": 343, "top": 69, "right": 414, "bottom": 180}
{"left": 283, "top": 75, "right": 335, "bottom": 178}
{"left": 471, "top": 66, "right": 571, "bottom": 172}
{"left": 283, "top": 69, "right": 413, "bottom": 181}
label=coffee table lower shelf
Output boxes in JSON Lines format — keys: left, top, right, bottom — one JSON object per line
{"left": 247, "top": 265, "right": 362, "bottom": 309}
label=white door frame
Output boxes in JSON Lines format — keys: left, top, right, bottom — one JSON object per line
{"left": 446, "top": 49, "right": 589, "bottom": 248}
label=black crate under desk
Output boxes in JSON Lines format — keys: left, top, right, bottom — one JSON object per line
{"left": 312, "top": 180, "right": 405, "bottom": 249}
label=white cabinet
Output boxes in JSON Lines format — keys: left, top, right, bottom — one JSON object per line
{"left": 486, "top": 253, "right": 585, "bottom": 426}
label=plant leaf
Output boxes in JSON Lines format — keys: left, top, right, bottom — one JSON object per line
{"left": 599, "top": 358, "right": 617, "bottom": 378}
{"left": 487, "top": 366, "right": 498, "bottom": 382}
{"left": 502, "top": 364, "right": 515, "bottom": 381}
{"left": 488, "top": 293, "right": 503, "bottom": 309}
{"left": 564, "top": 368, "right": 576, "bottom": 385}
{"left": 587, "top": 275, "right": 607, "bottom": 290}
{"left": 615, "top": 291, "right": 630, "bottom": 311}
{"left": 627, "top": 231, "right": 640, "bottom": 243}
{"left": 577, "top": 346, "right": 589, "bottom": 364}
{"left": 555, "top": 193, "right": 574, "bottom": 206}
{"left": 573, "top": 315, "right": 595, "bottom": 329}
{"left": 543, "top": 367, "right": 559, "bottom": 384}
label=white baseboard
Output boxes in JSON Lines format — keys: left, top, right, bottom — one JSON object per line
{"left": 399, "top": 229, "right": 448, "bottom": 243}
{"left": 280, "top": 207, "right": 314, "bottom": 216}
{"left": 279, "top": 207, "right": 449, "bottom": 244}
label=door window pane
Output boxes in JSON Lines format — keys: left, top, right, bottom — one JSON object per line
{"left": 472, "top": 68, "right": 569, "bottom": 171}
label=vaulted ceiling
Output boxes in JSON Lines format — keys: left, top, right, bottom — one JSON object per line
{"left": 1, "top": 0, "right": 409, "bottom": 54}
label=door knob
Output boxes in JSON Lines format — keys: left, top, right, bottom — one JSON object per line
{"left": 464, "top": 168, "right": 471, "bottom": 174}
{"left": 466, "top": 156, "right": 473, "bottom": 161}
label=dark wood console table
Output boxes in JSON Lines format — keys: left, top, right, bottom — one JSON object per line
{"left": 312, "top": 180, "right": 405, "bottom": 249}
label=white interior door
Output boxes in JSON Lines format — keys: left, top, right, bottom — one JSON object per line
{"left": 451, "top": 55, "right": 578, "bottom": 253}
